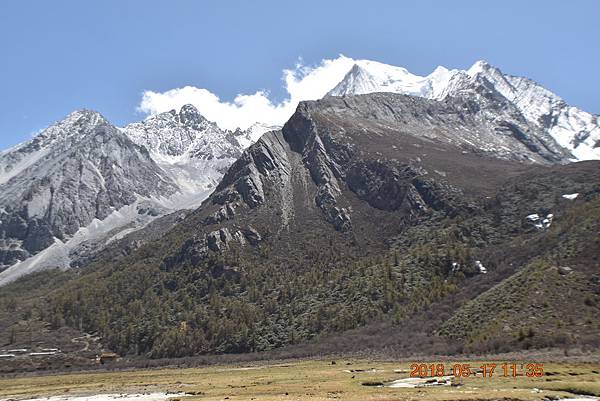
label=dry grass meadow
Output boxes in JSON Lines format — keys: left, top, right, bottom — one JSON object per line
{"left": 1, "top": 359, "right": 600, "bottom": 401}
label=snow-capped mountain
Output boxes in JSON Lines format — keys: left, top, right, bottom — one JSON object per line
{"left": 0, "top": 105, "right": 279, "bottom": 285}
{"left": 1, "top": 58, "right": 598, "bottom": 286}
{"left": 1, "top": 110, "right": 108, "bottom": 186}
{"left": 0, "top": 110, "right": 179, "bottom": 284}
{"left": 467, "top": 61, "right": 600, "bottom": 161}
{"left": 328, "top": 59, "right": 600, "bottom": 161}
{"left": 122, "top": 104, "right": 241, "bottom": 201}
{"left": 328, "top": 60, "right": 455, "bottom": 99}
{"left": 122, "top": 104, "right": 278, "bottom": 203}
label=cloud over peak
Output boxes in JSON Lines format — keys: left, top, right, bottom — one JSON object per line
{"left": 137, "top": 55, "right": 357, "bottom": 130}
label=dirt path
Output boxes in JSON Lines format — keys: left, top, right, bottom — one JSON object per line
{"left": 70, "top": 333, "right": 94, "bottom": 352}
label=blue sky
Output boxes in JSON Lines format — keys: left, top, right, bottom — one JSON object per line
{"left": 1, "top": 0, "right": 598, "bottom": 150}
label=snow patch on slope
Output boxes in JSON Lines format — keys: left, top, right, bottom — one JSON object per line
{"left": 562, "top": 193, "right": 579, "bottom": 200}
{"left": 150, "top": 155, "right": 231, "bottom": 206}
{"left": 0, "top": 193, "right": 193, "bottom": 286}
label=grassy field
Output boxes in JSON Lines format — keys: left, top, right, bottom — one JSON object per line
{"left": 1, "top": 359, "right": 599, "bottom": 401}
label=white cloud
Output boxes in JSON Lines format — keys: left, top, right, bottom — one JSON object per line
{"left": 137, "top": 55, "right": 356, "bottom": 130}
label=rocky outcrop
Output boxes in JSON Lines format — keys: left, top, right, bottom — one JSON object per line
{"left": 203, "top": 203, "right": 236, "bottom": 225}
{"left": 282, "top": 104, "right": 353, "bottom": 231}
{"left": 346, "top": 161, "right": 415, "bottom": 211}
{"left": 207, "top": 228, "right": 234, "bottom": 252}
{"left": 162, "top": 224, "right": 262, "bottom": 270}
{"left": 213, "top": 130, "right": 290, "bottom": 210}
{"left": 240, "top": 226, "right": 262, "bottom": 246}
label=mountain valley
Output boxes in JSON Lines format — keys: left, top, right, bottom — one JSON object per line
{"left": 0, "top": 60, "right": 599, "bottom": 372}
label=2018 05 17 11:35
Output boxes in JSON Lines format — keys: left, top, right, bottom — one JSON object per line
{"left": 410, "top": 363, "right": 544, "bottom": 378}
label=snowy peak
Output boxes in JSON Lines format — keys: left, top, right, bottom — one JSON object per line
{"left": 124, "top": 109, "right": 199, "bottom": 158}
{"left": 327, "top": 60, "right": 455, "bottom": 99}
{"left": 123, "top": 104, "right": 240, "bottom": 161}
{"left": 327, "top": 59, "right": 474, "bottom": 101}
{"left": 466, "top": 59, "right": 492, "bottom": 76}
{"left": 465, "top": 61, "right": 600, "bottom": 160}
{"left": 328, "top": 64, "right": 380, "bottom": 96}
{"left": 0, "top": 109, "right": 112, "bottom": 186}
{"left": 327, "top": 59, "right": 600, "bottom": 161}
{"left": 123, "top": 103, "right": 283, "bottom": 196}
{"left": 121, "top": 104, "right": 280, "bottom": 201}
{"left": 39, "top": 109, "right": 110, "bottom": 144}
{"left": 26, "top": 109, "right": 108, "bottom": 148}
{"left": 123, "top": 104, "right": 280, "bottom": 163}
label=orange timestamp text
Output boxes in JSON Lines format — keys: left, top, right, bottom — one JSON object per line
{"left": 410, "top": 363, "right": 544, "bottom": 378}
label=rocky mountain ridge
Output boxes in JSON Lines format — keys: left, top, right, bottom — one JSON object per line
{"left": 328, "top": 59, "right": 600, "bottom": 161}
{"left": 23, "top": 91, "right": 600, "bottom": 359}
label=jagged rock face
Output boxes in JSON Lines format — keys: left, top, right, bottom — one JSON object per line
{"left": 159, "top": 92, "right": 531, "bottom": 269}
{"left": 213, "top": 131, "right": 291, "bottom": 209}
{"left": 314, "top": 91, "right": 568, "bottom": 164}
{"left": 346, "top": 161, "right": 433, "bottom": 212}
{"left": 0, "top": 110, "right": 178, "bottom": 268}
{"left": 280, "top": 96, "right": 477, "bottom": 230}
